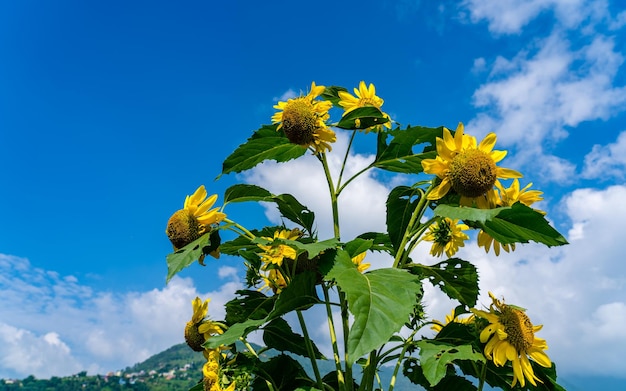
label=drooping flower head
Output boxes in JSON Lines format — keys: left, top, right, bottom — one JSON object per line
{"left": 257, "top": 228, "right": 301, "bottom": 268}
{"left": 471, "top": 292, "right": 552, "bottom": 388}
{"left": 423, "top": 217, "right": 470, "bottom": 258}
{"left": 477, "top": 180, "right": 544, "bottom": 255}
{"left": 185, "top": 297, "right": 210, "bottom": 352}
{"left": 421, "top": 123, "right": 522, "bottom": 203}
{"left": 351, "top": 252, "right": 371, "bottom": 273}
{"left": 166, "top": 185, "right": 226, "bottom": 251}
{"left": 338, "top": 81, "right": 392, "bottom": 132}
{"left": 431, "top": 308, "right": 475, "bottom": 333}
{"left": 272, "top": 82, "right": 336, "bottom": 154}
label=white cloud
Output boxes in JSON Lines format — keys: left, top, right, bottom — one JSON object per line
{"left": 0, "top": 254, "right": 243, "bottom": 379}
{"left": 460, "top": 0, "right": 610, "bottom": 34}
{"left": 273, "top": 88, "right": 297, "bottom": 102}
{"left": 582, "top": 130, "right": 626, "bottom": 180}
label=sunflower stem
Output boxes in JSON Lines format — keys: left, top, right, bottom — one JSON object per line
{"left": 297, "top": 310, "right": 324, "bottom": 390}
{"left": 477, "top": 361, "right": 488, "bottom": 391}
{"left": 323, "top": 284, "right": 347, "bottom": 391}
{"left": 223, "top": 218, "right": 256, "bottom": 240}
{"left": 388, "top": 330, "right": 418, "bottom": 391}
{"left": 392, "top": 185, "right": 432, "bottom": 268}
{"left": 319, "top": 153, "right": 341, "bottom": 239}
{"left": 336, "top": 130, "right": 357, "bottom": 191}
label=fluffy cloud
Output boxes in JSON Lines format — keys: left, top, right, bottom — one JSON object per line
{"left": 582, "top": 130, "right": 626, "bottom": 180}
{"left": 0, "top": 254, "right": 243, "bottom": 379}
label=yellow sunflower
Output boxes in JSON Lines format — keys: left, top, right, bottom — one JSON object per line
{"left": 471, "top": 292, "right": 551, "bottom": 388}
{"left": 257, "top": 229, "right": 301, "bottom": 268}
{"left": 421, "top": 123, "right": 522, "bottom": 203}
{"left": 431, "top": 308, "right": 475, "bottom": 333}
{"left": 166, "top": 185, "right": 226, "bottom": 251}
{"left": 260, "top": 268, "right": 288, "bottom": 294}
{"left": 477, "top": 180, "right": 544, "bottom": 255}
{"left": 272, "top": 82, "right": 336, "bottom": 154}
{"left": 423, "top": 217, "right": 470, "bottom": 258}
{"left": 338, "top": 81, "right": 392, "bottom": 132}
{"left": 184, "top": 297, "right": 210, "bottom": 352}
{"left": 352, "top": 252, "right": 371, "bottom": 273}
{"left": 202, "top": 349, "right": 236, "bottom": 391}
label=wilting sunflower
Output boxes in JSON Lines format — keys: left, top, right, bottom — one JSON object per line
{"left": 184, "top": 297, "right": 210, "bottom": 352}
{"left": 338, "top": 81, "right": 392, "bottom": 132}
{"left": 272, "top": 82, "right": 336, "bottom": 154}
{"left": 471, "top": 292, "right": 551, "bottom": 388}
{"left": 423, "top": 217, "right": 470, "bottom": 258}
{"left": 421, "top": 123, "right": 522, "bottom": 203}
{"left": 166, "top": 185, "right": 226, "bottom": 251}
{"left": 257, "top": 229, "right": 301, "bottom": 268}
{"left": 431, "top": 308, "right": 475, "bottom": 333}
{"left": 477, "top": 180, "right": 544, "bottom": 255}
{"left": 352, "top": 252, "right": 370, "bottom": 273}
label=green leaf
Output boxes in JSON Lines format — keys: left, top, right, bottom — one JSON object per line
{"left": 473, "top": 203, "right": 568, "bottom": 247}
{"left": 343, "top": 238, "right": 373, "bottom": 258}
{"left": 409, "top": 258, "right": 479, "bottom": 307}
{"left": 224, "top": 184, "right": 272, "bottom": 204}
{"left": 335, "top": 106, "right": 389, "bottom": 130}
{"left": 204, "top": 317, "right": 266, "bottom": 348}
{"left": 220, "top": 124, "right": 307, "bottom": 176}
{"left": 373, "top": 125, "right": 443, "bottom": 173}
{"left": 326, "top": 250, "right": 422, "bottom": 364}
{"left": 225, "top": 290, "right": 275, "bottom": 324}
{"left": 251, "top": 354, "right": 312, "bottom": 391}
{"left": 357, "top": 232, "right": 394, "bottom": 254}
{"left": 272, "top": 193, "right": 316, "bottom": 234}
{"left": 269, "top": 271, "right": 320, "bottom": 318}
{"left": 321, "top": 85, "right": 348, "bottom": 107}
{"left": 386, "top": 186, "right": 422, "bottom": 253}
{"left": 165, "top": 232, "right": 215, "bottom": 283}
{"left": 263, "top": 317, "right": 325, "bottom": 359}
{"left": 434, "top": 204, "right": 504, "bottom": 223}
{"left": 417, "top": 340, "right": 485, "bottom": 387}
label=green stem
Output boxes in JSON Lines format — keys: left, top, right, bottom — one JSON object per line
{"left": 223, "top": 218, "right": 256, "bottom": 240}
{"left": 392, "top": 183, "right": 434, "bottom": 269}
{"left": 240, "top": 338, "right": 259, "bottom": 358}
{"left": 297, "top": 310, "right": 324, "bottom": 390}
{"left": 336, "top": 130, "right": 357, "bottom": 191}
{"left": 319, "top": 153, "right": 341, "bottom": 239}
{"left": 340, "top": 291, "right": 353, "bottom": 391}
{"left": 323, "top": 284, "right": 346, "bottom": 391}
{"left": 477, "top": 361, "right": 488, "bottom": 391}
{"left": 388, "top": 330, "right": 418, "bottom": 391}
{"left": 336, "top": 163, "right": 373, "bottom": 196}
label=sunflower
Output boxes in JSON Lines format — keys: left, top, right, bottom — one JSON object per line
{"left": 257, "top": 229, "right": 301, "bottom": 268}
{"left": 260, "top": 268, "right": 288, "bottom": 294}
{"left": 421, "top": 123, "right": 522, "bottom": 203}
{"left": 272, "top": 82, "right": 336, "bottom": 154}
{"left": 423, "top": 217, "right": 470, "bottom": 257}
{"left": 166, "top": 185, "right": 226, "bottom": 251}
{"left": 184, "top": 297, "right": 210, "bottom": 352}
{"left": 471, "top": 292, "right": 551, "bottom": 388}
{"left": 338, "top": 81, "right": 392, "bottom": 132}
{"left": 352, "top": 252, "right": 370, "bottom": 273}
{"left": 477, "top": 180, "right": 544, "bottom": 255}
{"left": 431, "top": 308, "right": 475, "bottom": 333}
{"left": 203, "top": 349, "right": 236, "bottom": 391}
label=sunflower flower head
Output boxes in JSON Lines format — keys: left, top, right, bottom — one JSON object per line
{"left": 257, "top": 228, "right": 302, "bottom": 268}
{"left": 471, "top": 292, "right": 551, "bottom": 388}
{"left": 496, "top": 179, "right": 544, "bottom": 211}
{"left": 423, "top": 217, "right": 470, "bottom": 258}
{"left": 166, "top": 186, "right": 226, "bottom": 251}
{"left": 202, "top": 349, "right": 236, "bottom": 391}
{"left": 421, "top": 123, "right": 522, "bottom": 203}
{"left": 184, "top": 297, "right": 210, "bottom": 352}
{"left": 260, "top": 268, "right": 288, "bottom": 294}
{"left": 351, "top": 252, "right": 370, "bottom": 273}
{"left": 272, "top": 82, "right": 336, "bottom": 154}
{"left": 338, "top": 81, "right": 392, "bottom": 132}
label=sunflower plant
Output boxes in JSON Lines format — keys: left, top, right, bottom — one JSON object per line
{"left": 164, "top": 82, "right": 568, "bottom": 391}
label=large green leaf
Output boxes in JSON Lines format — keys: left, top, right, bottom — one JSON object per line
{"left": 433, "top": 204, "right": 504, "bottom": 223}
{"left": 417, "top": 340, "right": 485, "bottom": 387}
{"left": 335, "top": 106, "right": 389, "bottom": 130}
{"left": 272, "top": 194, "right": 316, "bottom": 234}
{"left": 409, "top": 258, "right": 479, "bottom": 307}
{"left": 343, "top": 238, "right": 373, "bottom": 258}
{"left": 251, "top": 354, "right": 313, "bottom": 391}
{"left": 165, "top": 231, "right": 219, "bottom": 283}
{"left": 373, "top": 125, "right": 442, "bottom": 173}
{"left": 403, "top": 358, "right": 477, "bottom": 391}
{"left": 225, "top": 290, "right": 274, "bottom": 324}
{"left": 326, "top": 251, "right": 422, "bottom": 364}
{"left": 220, "top": 124, "right": 307, "bottom": 176}
{"left": 321, "top": 85, "right": 348, "bottom": 108}
{"left": 263, "top": 317, "right": 325, "bottom": 359}
{"left": 472, "top": 203, "right": 568, "bottom": 247}
{"left": 357, "top": 232, "right": 394, "bottom": 254}
{"left": 386, "top": 186, "right": 422, "bottom": 253}
{"left": 204, "top": 317, "right": 266, "bottom": 348}
{"left": 224, "top": 184, "right": 272, "bottom": 204}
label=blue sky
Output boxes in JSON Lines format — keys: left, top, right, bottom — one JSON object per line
{"left": 1, "top": 0, "right": 626, "bottom": 387}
